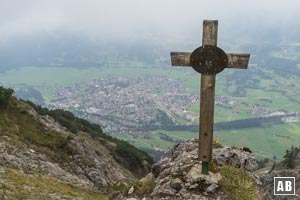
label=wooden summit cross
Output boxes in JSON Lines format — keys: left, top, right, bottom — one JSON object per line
{"left": 170, "top": 20, "right": 250, "bottom": 174}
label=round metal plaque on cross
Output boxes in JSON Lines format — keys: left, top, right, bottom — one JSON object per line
{"left": 190, "top": 45, "right": 228, "bottom": 75}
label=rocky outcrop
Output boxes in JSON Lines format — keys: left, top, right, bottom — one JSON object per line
{"left": 116, "top": 139, "right": 258, "bottom": 200}
{"left": 213, "top": 147, "right": 257, "bottom": 171}
{"left": 0, "top": 132, "right": 134, "bottom": 192}
{"left": 0, "top": 140, "right": 92, "bottom": 189}
{"left": 0, "top": 101, "right": 136, "bottom": 195}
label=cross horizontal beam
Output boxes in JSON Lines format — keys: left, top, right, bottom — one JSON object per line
{"left": 170, "top": 52, "right": 250, "bottom": 69}
{"left": 227, "top": 54, "right": 250, "bottom": 69}
{"left": 170, "top": 52, "right": 191, "bottom": 66}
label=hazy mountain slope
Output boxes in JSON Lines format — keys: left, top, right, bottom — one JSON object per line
{"left": 0, "top": 87, "right": 153, "bottom": 199}
{"left": 0, "top": 33, "right": 169, "bottom": 72}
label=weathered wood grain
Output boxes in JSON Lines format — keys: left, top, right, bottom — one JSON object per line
{"left": 199, "top": 20, "right": 218, "bottom": 164}
{"left": 202, "top": 20, "right": 218, "bottom": 46}
{"left": 170, "top": 52, "right": 192, "bottom": 66}
{"left": 227, "top": 54, "right": 250, "bottom": 69}
{"left": 198, "top": 74, "right": 215, "bottom": 162}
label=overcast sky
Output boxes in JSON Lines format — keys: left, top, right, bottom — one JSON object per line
{"left": 1, "top": 0, "right": 300, "bottom": 42}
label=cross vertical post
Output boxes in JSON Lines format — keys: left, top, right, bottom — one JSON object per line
{"left": 170, "top": 20, "right": 250, "bottom": 174}
{"left": 199, "top": 20, "right": 218, "bottom": 174}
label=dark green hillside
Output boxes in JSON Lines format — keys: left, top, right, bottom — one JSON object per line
{"left": 24, "top": 100, "right": 154, "bottom": 176}
{"left": 0, "top": 87, "right": 153, "bottom": 177}
{"left": 0, "top": 88, "right": 70, "bottom": 161}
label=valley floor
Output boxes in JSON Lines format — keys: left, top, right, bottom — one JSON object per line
{"left": 2, "top": 65, "right": 300, "bottom": 161}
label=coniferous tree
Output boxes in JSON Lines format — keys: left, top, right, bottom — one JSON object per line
{"left": 282, "top": 146, "right": 299, "bottom": 169}
{"left": 0, "top": 87, "right": 14, "bottom": 108}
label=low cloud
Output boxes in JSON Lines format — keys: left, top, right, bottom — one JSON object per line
{"left": 0, "top": 0, "right": 299, "bottom": 41}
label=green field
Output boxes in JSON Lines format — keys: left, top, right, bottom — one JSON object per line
{"left": 113, "top": 122, "right": 300, "bottom": 160}
{"left": 0, "top": 67, "right": 103, "bottom": 86}
{"left": 215, "top": 123, "right": 300, "bottom": 159}
{"left": 189, "top": 104, "right": 253, "bottom": 123}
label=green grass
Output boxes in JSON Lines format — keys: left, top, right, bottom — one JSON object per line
{"left": 0, "top": 99, "right": 70, "bottom": 149}
{"left": 219, "top": 166, "right": 260, "bottom": 200}
{"left": 0, "top": 99, "right": 77, "bottom": 165}
{"left": 0, "top": 168, "right": 107, "bottom": 200}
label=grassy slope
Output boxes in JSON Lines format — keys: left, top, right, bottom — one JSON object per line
{"left": 24, "top": 100, "right": 154, "bottom": 177}
{"left": 0, "top": 93, "right": 157, "bottom": 199}
{"left": 219, "top": 166, "right": 260, "bottom": 200}
{"left": 0, "top": 98, "right": 72, "bottom": 155}
{"left": 1, "top": 168, "right": 107, "bottom": 200}
{"left": 0, "top": 97, "right": 108, "bottom": 199}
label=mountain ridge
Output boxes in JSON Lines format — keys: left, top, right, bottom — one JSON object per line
{"left": 0, "top": 87, "right": 153, "bottom": 199}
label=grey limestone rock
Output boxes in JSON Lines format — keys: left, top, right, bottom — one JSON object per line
{"left": 133, "top": 139, "right": 254, "bottom": 199}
